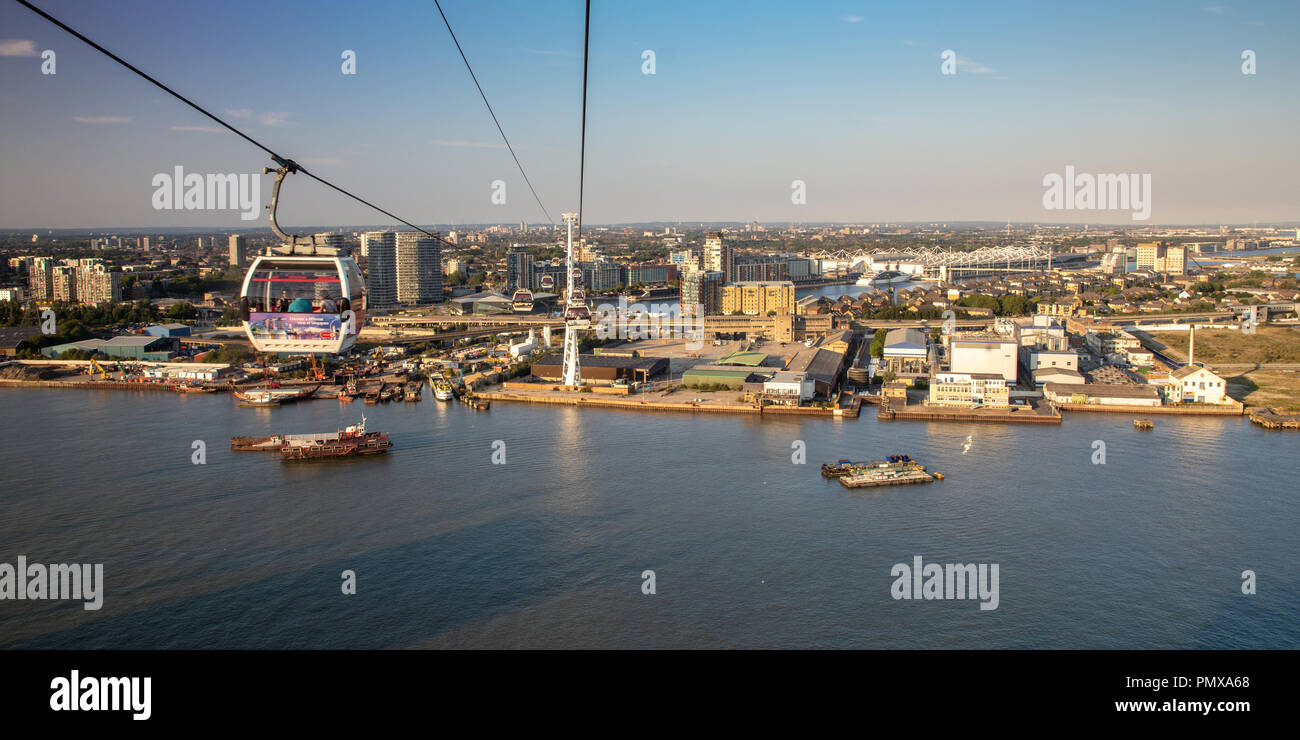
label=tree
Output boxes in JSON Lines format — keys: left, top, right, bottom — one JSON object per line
{"left": 869, "top": 330, "right": 887, "bottom": 358}
{"left": 167, "top": 302, "right": 196, "bottom": 320}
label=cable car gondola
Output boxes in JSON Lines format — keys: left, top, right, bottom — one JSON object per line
{"left": 512, "top": 289, "right": 534, "bottom": 313}
{"left": 239, "top": 164, "right": 366, "bottom": 354}
{"left": 539, "top": 274, "right": 555, "bottom": 290}
{"left": 564, "top": 288, "right": 591, "bottom": 326}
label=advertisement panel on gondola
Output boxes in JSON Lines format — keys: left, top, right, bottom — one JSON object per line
{"left": 247, "top": 313, "right": 350, "bottom": 342}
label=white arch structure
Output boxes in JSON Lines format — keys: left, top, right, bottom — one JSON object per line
{"left": 821, "top": 244, "right": 1054, "bottom": 282}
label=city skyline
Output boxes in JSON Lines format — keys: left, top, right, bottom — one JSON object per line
{"left": 1, "top": 0, "right": 1297, "bottom": 227}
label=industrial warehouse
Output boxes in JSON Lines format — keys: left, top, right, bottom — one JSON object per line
{"left": 530, "top": 353, "right": 668, "bottom": 385}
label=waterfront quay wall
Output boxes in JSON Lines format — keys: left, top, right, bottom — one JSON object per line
{"left": 0, "top": 378, "right": 203, "bottom": 392}
{"left": 480, "top": 390, "right": 760, "bottom": 415}
{"left": 479, "top": 389, "right": 849, "bottom": 418}
{"left": 878, "top": 401, "right": 1062, "bottom": 424}
{"left": 1053, "top": 402, "right": 1244, "bottom": 416}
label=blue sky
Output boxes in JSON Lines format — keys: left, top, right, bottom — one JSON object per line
{"left": 0, "top": 0, "right": 1296, "bottom": 228}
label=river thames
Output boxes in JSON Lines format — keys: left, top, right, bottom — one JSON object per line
{"left": 1, "top": 387, "right": 1296, "bottom": 648}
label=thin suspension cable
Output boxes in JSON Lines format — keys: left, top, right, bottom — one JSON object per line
{"left": 13, "top": 0, "right": 448, "bottom": 245}
{"left": 432, "top": 0, "right": 554, "bottom": 225}
{"left": 578, "top": 0, "right": 591, "bottom": 246}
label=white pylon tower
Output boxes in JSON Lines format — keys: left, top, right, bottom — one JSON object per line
{"left": 561, "top": 212, "right": 583, "bottom": 387}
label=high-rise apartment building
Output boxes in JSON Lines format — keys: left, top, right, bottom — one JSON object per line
{"left": 507, "top": 245, "right": 534, "bottom": 292}
{"left": 228, "top": 235, "right": 247, "bottom": 267}
{"left": 680, "top": 270, "right": 724, "bottom": 316}
{"left": 669, "top": 248, "right": 702, "bottom": 270}
{"left": 1135, "top": 242, "right": 1185, "bottom": 274}
{"left": 1162, "top": 244, "right": 1185, "bottom": 274}
{"left": 27, "top": 257, "right": 54, "bottom": 301}
{"left": 395, "top": 231, "right": 443, "bottom": 305}
{"left": 361, "top": 231, "right": 397, "bottom": 309}
{"left": 314, "top": 232, "right": 346, "bottom": 253}
{"left": 703, "top": 232, "right": 733, "bottom": 284}
{"left": 52, "top": 265, "right": 77, "bottom": 302}
{"left": 1135, "top": 242, "right": 1161, "bottom": 270}
{"left": 74, "top": 260, "right": 121, "bottom": 304}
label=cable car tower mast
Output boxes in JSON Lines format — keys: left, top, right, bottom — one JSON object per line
{"left": 561, "top": 212, "right": 582, "bottom": 387}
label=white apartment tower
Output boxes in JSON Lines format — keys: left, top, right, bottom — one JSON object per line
{"left": 703, "top": 231, "right": 733, "bottom": 284}
{"left": 361, "top": 230, "right": 398, "bottom": 309}
{"left": 395, "top": 231, "right": 443, "bottom": 305}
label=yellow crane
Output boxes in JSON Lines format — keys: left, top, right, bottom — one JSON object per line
{"left": 84, "top": 358, "right": 109, "bottom": 380}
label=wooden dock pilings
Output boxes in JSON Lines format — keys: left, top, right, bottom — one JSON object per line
{"left": 1249, "top": 409, "right": 1300, "bottom": 430}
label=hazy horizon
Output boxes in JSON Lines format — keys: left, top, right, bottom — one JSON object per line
{"left": 2, "top": 0, "right": 1297, "bottom": 229}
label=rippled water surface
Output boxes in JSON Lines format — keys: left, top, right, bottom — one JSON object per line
{"left": 1, "top": 387, "right": 1296, "bottom": 648}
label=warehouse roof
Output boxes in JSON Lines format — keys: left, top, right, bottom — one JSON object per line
{"left": 950, "top": 333, "right": 1016, "bottom": 345}
{"left": 821, "top": 329, "right": 854, "bottom": 347}
{"left": 883, "top": 328, "right": 927, "bottom": 354}
{"left": 1032, "top": 368, "right": 1084, "bottom": 382}
{"left": 450, "top": 290, "right": 510, "bottom": 305}
{"left": 0, "top": 326, "right": 36, "bottom": 349}
{"left": 786, "top": 348, "right": 844, "bottom": 380}
{"left": 1044, "top": 383, "right": 1160, "bottom": 399}
{"left": 531, "top": 353, "right": 666, "bottom": 371}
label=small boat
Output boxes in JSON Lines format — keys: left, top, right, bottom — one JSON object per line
{"left": 405, "top": 382, "right": 422, "bottom": 401}
{"left": 1134, "top": 419, "right": 1154, "bottom": 430}
{"left": 338, "top": 389, "right": 355, "bottom": 402}
{"left": 174, "top": 383, "right": 216, "bottom": 393}
{"left": 234, "top": 383, "right": 321, "bottom": 407}
{"left": 379, "top": 385, "right": 394, "bottom": 402}
{"left": 363, "top": 391, "right": 380, "bottom": 405}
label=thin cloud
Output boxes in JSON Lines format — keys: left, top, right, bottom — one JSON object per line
{"left": 225, "top": 108, "right": 253, "bottom": 118}
{"left": 433, "top": 139, "right": 505, "bottom": 149}
{"left": 74, "top": 116, "right": 131, "bottom": 124}
{"left": 0, "top": 39, "right": 39, "bottom": 57}
{"left": 903, "top": 40, "right": 916, "bottom": 46}
{"left": 957, "top": 56, "right": 996, "bottom": 75}
{"left": 258, "top": 111, "right": 292, "bottom": 126}
{"left": 169, "top": 125, "right": 222, "bottom": 133}
{"left": 841, "top": 15, "right": 864, "bottom": 23}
